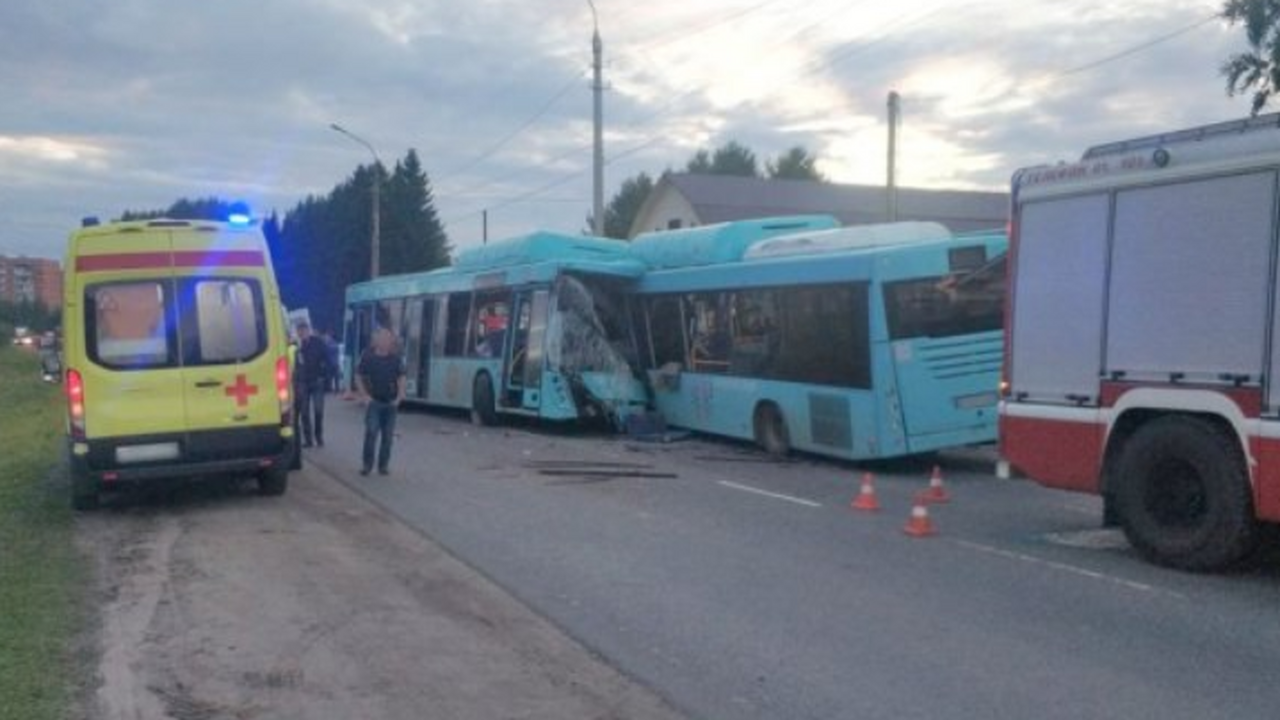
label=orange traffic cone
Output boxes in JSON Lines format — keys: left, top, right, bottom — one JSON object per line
{"left": 920, "top": 465, "right": 950, "bottom": 504}
{"left": 903, "top": 493, "right": 937, "bottom": 537}
{"left": 851, "top": 472, "right": 880, "bottom": 512}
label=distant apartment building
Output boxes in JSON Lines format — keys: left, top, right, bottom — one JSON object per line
{"left": 0, "top": 256, "right": 62, "bottom": 310}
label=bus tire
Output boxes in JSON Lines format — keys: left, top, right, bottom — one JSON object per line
{"left": 1111, "top": 415, "right": 1258, "bottom": 572}
{"left": 471, "top": 373, "right": 498, "bottom": 427}
{"left": 257, "top": 463, "right": 289, "bottom": 497}
{"left": 754, "top": 403, "right": 791, "bottom": 457}
{"left": 71, "top": 467, "right": 99, "bottom": 511}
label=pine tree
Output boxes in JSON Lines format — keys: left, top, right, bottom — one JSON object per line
{"left": 766, "top": 146, "right": 826, "bottom": 181}
{"left": 383, "top": 149, "right": 451, "bottom": 274}
{"left": 590, "top": 172, "right": 655, "bottom": 239}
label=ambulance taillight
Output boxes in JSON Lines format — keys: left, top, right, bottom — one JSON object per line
{"left": 275, "top": 356, "right": 292, "bottom": 424}
{"left": 67, "top": 369, "right": 86, "bottom": 439}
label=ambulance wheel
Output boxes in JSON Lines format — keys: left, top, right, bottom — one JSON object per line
{"left": 754, "top": 402, "right": 791, "bottom": 457}
{"left": 257, "top": 463, "right": 289, "bottom": 497}
{"left": 71, "top": 468, "right": 99, "bottom": 511}
{"left": 289, "top": 437, "right": 303, "bottom": 471}
{"left": 1112, "top": 415, "right": 1258, "bottom": 572}
{"left": 471, "top": 373, "right": 498, "bottom": 427}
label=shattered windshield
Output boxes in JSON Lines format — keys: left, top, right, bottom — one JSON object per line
{"left": 545, "top": 275, "right": 641, "bottom": 410}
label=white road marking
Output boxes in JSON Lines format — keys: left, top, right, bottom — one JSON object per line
{"left": 1043, "top": 528, "right": 1131, "bottom": 550}
{"left": 948, "top": 538, "right": 1186, "bottom": 599}
{"left": 716, "top": 481, "right": 822, "bottom": 508}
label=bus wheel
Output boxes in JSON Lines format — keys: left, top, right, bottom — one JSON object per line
{"left": 1112, "top": 415, "right": 1258, "bottom": 572}
{"left": 471, "top": 373, "right": 499, "bottom": 427}
{"left": 754, "top": 403, "right": 791, "bottom": 457}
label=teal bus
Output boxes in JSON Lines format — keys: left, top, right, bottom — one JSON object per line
{"left": 343, "top": 231, "right": 649, "bottom": 428}
{"left": 630, "top": 217, "right": 1007, "bottom": 460}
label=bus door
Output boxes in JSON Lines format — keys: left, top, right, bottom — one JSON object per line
{"left": 413, "top": 298, "right": 435, "bottom": 400}
{"left": 404, "top": 298, "right": 429, "bottom": 399}
{"left": 502, "top": 289, "right": 549, "bottom": 411}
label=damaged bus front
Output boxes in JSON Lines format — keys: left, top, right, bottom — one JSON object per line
{"left": 343, "top": 231, "right": 649, "bottom": 429}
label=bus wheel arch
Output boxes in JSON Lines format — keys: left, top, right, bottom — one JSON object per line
{"left": 753, "top": 401, "right": 791, "bottom": 457}
{"left": 471, "top": 372, "right": 499, "bottom": 427}
{"left": 1107, "top": 412, "right": 1258, "bottom": 571}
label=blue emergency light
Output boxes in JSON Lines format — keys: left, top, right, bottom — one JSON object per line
{"left": 227, "top": 202, "right": 253, "bottom": 227}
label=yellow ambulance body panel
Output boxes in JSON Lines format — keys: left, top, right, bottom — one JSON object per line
{"left": 62, "top": 216, "right": 296, "bottom": 508}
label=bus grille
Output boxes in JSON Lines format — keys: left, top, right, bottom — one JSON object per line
{"left": 914, "top": 335, "right": 1003, "bottom": 381}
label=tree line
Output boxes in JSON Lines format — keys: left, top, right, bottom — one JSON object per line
{"left": 120, "top": 149, "right": 450, "bottom": 335}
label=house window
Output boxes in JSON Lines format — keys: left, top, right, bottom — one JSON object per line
{"left": 667, "top": 218, "right": 683, "bottom": 230}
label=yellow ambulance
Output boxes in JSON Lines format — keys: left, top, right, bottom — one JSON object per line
{"left": 62, "top": 210, "right": 296, "bottom": 509}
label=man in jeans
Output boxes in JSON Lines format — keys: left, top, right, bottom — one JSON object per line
{"left": 355, "top": 328, "right": 406, "bottom": 476}
{"left": 294, "top": 321, "right": 332, "bottom": 448}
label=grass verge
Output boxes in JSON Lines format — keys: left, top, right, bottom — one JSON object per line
{"left": 0, "top": 346, "right": 85, "bottom": 720}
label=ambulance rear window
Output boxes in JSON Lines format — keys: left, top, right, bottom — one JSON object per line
{"left": 180, "top": 278, "right": 267, "bottom": 365}
{"left": 86, "top": 281, "right": 176, "bottom": 369}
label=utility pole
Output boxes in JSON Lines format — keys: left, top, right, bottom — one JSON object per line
{"left": 330, "top": 123, "right": 383, "bottom": 278}
{"left": 886, "top": 91, "right": 900, "bottom": 223}
{"left": 588, "top": 0, "right": 605, "bottom": 236}
{"left": 482, "top": 209, "right": 488, "bottom": 245}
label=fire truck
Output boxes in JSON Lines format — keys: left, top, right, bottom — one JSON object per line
{"left": 1001, "top": 114, "right": 1280, "bottom": 571}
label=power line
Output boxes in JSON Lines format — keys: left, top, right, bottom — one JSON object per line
{"left": 443, "top": 0, "right": 946, "bottom": 225}
{"left": 436, "top": 75, "right": 581, "bottom": 187}
{"left": 445, "top": 2, "right": 1214, "bottom": 229}
{"left": 442, "top": 136, "right": 664, "bottom": 228}
{"left": 1059, "top": 13, "right": 1219, "bottom": 76}
{"left": 623, "top": 0, "right": 789, "bottom": 54}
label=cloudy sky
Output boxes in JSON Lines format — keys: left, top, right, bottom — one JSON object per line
{"left": 0, "top": 0, "right": 1251, "bottom": 260}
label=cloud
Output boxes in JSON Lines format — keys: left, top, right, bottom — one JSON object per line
{"left": 0, "top": 0, "right": 1259, "bottom": 257}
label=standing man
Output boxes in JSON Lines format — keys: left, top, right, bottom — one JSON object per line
{"left": 321, "top": 330, "right": 341, "bottom": 392}
{"left": 294, "top": 321, "right": 332, "bottom": 448}
{"left": 355, "top": 327, "right": 406, "bottom": 476}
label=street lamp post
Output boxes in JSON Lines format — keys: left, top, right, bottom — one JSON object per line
{"left": 330, "top": 123, "right": 383, "bottom": 278}
{"left": 587, "top": 0, "right": 604, "bottom": 236}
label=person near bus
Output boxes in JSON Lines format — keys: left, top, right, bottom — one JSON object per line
{"left": 355, "top": 327, "right": 406, "bottom": 476}
{"left": 320, "top": 329, "right": 341, "bottom": 392}
{"left": 293, "top": 321, "right": 332, "bottom": 448}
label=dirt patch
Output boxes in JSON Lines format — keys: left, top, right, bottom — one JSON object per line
{"left": 76, "top": 470, "right": 685, "bottom": 720}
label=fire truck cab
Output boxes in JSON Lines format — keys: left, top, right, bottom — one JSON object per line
{"left": 1002, "top": 114, "right": 1280, "bottom": 571}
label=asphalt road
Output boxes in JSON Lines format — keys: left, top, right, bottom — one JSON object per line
{"left": 308, "top": 399, "right": 1280, "bottom": 720}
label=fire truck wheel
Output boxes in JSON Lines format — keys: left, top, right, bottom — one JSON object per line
{"left": 754, "top": 402, "right": 791, "bottom": 457}
{"left": 471, "top": 373, "right": 498, "bottom": 427}
{"left": 1113, "top": 415, "right": 1258, "bottom": 572}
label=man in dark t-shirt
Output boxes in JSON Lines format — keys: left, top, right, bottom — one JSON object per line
{"left": 355, "top": 327, "right": 406, "bottom": 476}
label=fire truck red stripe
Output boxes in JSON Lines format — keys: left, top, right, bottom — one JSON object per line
{"left": 75, "top": 251, "right": 265, "bottom": 272}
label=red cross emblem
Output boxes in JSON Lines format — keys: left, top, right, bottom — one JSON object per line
{"left": 224, "top": 374, "right": 260, "bottom": 407}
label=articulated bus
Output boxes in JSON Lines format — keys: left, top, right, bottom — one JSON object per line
{"left": 343, "top": 231, "right": 649, "bottom": 428}
{"left": 630, "top": 217, "right": 1007, "bottom": 461}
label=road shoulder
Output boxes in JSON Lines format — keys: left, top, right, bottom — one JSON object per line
{"left": 77, "top": 464, "right": 685, "bottom": 720}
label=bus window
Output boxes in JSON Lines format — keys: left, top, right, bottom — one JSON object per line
{"left": 729, "top": 289, "right": 779, "bottom": 376}
{"left": 884, "top": 260, "right": 1004, "bottom": 340}
{"left": 647, "top": 296, "right": 685, "bottom": 368}
{"left": 686, "top": 293, "right": 731, "bottom": 373}
{"left": 443, "top": 293, "right": 472, "bottom": 357}
{"left": 472, "top": 291, "right": 511, "bottom": 358}
{"left": 775, "top": 284, "right": 871, "bottom": 389}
